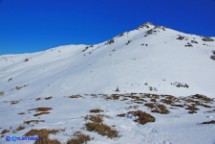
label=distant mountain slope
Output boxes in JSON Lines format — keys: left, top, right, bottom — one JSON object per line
{"left": 0, "top": 22, "right": 215, "bottom": 100}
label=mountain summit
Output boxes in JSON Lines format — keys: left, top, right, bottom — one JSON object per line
{"left": 1, "top": 23, "right": 214, "bottom": 98}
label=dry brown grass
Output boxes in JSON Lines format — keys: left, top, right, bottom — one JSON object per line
{"left": 10, "top": 100, "right": 19, "bottom": 105}
{"left": 29, "top": 107, "right": 52, "bottom": 112}
{"left": 34, "top": 111, "right": 50, "bottom": 117}
{"left": 18, "top": 112, "right": 25, "bottom": 115}
{"left": 145, "top": 103, "right": 169, "bottom": 114}
{"left": 186, "top": 104, "right": 199, "bottom": 114}
{"left": 128, "top": 110, "right": 155, "bottom": 125}
{"left": 1, "top": 129, "right": 9, "bottom": 135}
{"left": 90, "top": 108, "right": 103, "bottom": 113}
{"left": 67, "top": 131, "right": 91, "bottom": 144}
{"left": 106, "top": 94, "right": 121, "bottom": 100}
{"left": 35, "top": 97, "right": 41, "bottom": 101}
{"left": 15, "top": 126, "right": 25, "bottom": 131}
{"left": 191, "top": 94, "right": 213, "bottom": 103}
{"left": 44, "top": 96, "right": 52, "bottom": 100}
{"left": 25, "top": 129, "right": 60, "bottom": 144}
{"left": 85, "top": 115, "right": 103, "bottom": 123}
{"left": 200, "top": 120, "right": 215, "bottom": 124}
{"left": 69, "top": 95, "right": 82, "bottom": 99}
{"left": 85, "top": 122, "right": 118, "bottom": 138}
{"left": 24, "top": 120, "right": 45, "bottom": 124}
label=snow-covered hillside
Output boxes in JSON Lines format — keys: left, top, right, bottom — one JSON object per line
{"left": 0, "top": 22, "right": 215, "bottom": 144}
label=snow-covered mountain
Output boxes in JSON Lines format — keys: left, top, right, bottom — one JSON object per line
{"left": 0, "top": 22, "right": 215, "bottom": 144}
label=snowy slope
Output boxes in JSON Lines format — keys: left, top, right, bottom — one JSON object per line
{"left": 0, "top": 22, "right": 215, "bottom": 144}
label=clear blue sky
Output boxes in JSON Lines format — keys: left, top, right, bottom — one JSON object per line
{"left": 0, "top": 0, "right": 215, "bottom": 54}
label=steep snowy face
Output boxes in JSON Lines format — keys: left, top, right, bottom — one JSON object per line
{"left": 0, "top": 22, "right": 215, "bottom": 99}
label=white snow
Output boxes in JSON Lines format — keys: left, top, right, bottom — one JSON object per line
{"left": 0, "top": 23, "right": 215, "bottom": 144}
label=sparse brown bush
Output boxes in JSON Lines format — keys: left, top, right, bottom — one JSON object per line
{"left": 85, "top": 115, "right": 103, "bottom": 123}
{"left": 85, "top": 122, "right": 118, "bottom": 138}
{"left": 177, "top": 35, "right": 185, "bottom": 40}
{"left": 24, "top": 120, "right": 45, "bottom": 124}
{"left": 1, "top": 129, "right": 9, "bottom": 135}
{"left": 202, "top": 37, "right": 214, "bottom": 42}
{"left": 211, "top": 55, "right": 215, "bottom": 61}
{"left": 44, "top": 96, "right": 52, "bottom": 100}
{"left": 185, "top": 43, "right": 193, "bottom": 47}
{"left": 15, "top": 126, "right": 25, "bottom": 131}
{"left": 106, "top": 39, "right": 115, "bottom": 45}
{"left": 67, "top": 131, "right": 91, "bottom": 144}
{"left": 34, "top": 111, "right": 50, "bottom": 117}
{"left": 25, "top": 129, "right": 60, "bottom": 144}
{"left": 145, "top": 103, "right": 169, "bottom": 114}
{"left": 171, "top": 82, "right": 189, "bottom": 88}
{"left": 24, "top": 58, "right": 29, "bottom": 62}
{"left": 69, "top": 95, "right": 82, "bottom": 99}
{"left": 191, "top": 94, "right": 213, "bottom": 103}
{"left": 18, "top": 112, "right": 25, "bottom": 115}
{"left": 29, "top": 107, "right": 52, "bottom": 112}
{"left": 128, "top": 110, "right": 155, "bottom": 125}
{"left": 200, "top": 120, "right": 215, "bottom": 124}
{"left": 8, "top": 77, "right": 13, "bottom": 82}
{"left": 10, "top": 100, "right": 19, "bottom": 105}
{"left": 15, "top": 84, "right": 27, "bottom": 90}
{"left": 186, "top": 104, "right": 199, "bottom": 114}
{"left": 90, "top": 108, "right": 103, "bottom": 113}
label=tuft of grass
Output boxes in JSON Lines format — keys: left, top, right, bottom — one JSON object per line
{"left": 15, "top": 84, "right": 27, "bottom": 90}
{"left": 85, "top": 122, "right": 118, "bottom": 138}
{"left": 69, "top": 95, "right": 82, "bottom": 99}
{"left": 15, "top": 126, "right": 25, "bottom": 131}
{"left": 25, "top": 129, "right": 60, "bottom": 144}
{"left": 33, "top": 111, "right": 50, "bottom": 117}
{"left": 90, "top": 108, "right": 103, "bottom": 113}
{"left": 186, "top": 104, "right": 199, "bottom": 114}
{"left": 202, "top": 37, "right": 214, "bottom": 42}
{"left": 85, "top": 115, "right": 103, "bottom": 123}
{"left": 44, "top": 96, "right": 52, "bottom": 100}
{"left": 18, "top": 112, "right": 25, "bottom": 115}
{"left": 1, "top": 129, "right": 10, "bottom": 135}
{"left": 35, "top": 97, "right": 41, "bottom": 101}
{"left": 24, "top": 120, "right": 45, "bottom": 124}
{"left": 145, "top": 103, "right": 169, "bottom": 114}
{"left": 128, "top": 110, "right": 155, "bottom": 125}
{"left": 0, "top": 91, "right": 5, "bottom": 96}
{"left": 191, "top": 94, "right": 213, "bottom": 103}
{"left": 29, "top": 107, "right": 52, "bottom": 112}
{"left": 67, "top": 131, "right": 91, "bottom": 144}
{"left": 200, "top": 120, "right": 215, "bottom": 124}
{"left": 10, "top": 100, "right": 19, "bottom": 105}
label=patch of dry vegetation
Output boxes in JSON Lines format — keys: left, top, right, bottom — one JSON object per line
{"left": 33, "top": 111, "right": 50, "bottom": 117}
{"left": 85, "top": 115, "right": 103, "bottom": 123}
{"left": 24, "top": 120, "right": 45, "bottom": 124}
{"left": 85, "top": 114, "right": 118, "bottom": 138}
{"left": 145, "top": 103, "right": 169, "bottom": 114}
{"left": 69, "top": 95, "right": 82, "bottom": 99}
{"left": 67, "top": 131, "right": 91, "bottom": 144}
{"left": 1, "top": 129, "right": 10, "bottom": 135}
{"left": 117, "top": 110, "right": 155, "bottom": 125}
{"left": 44, "top": 96, "right": 52, "bottom": 100}
{"left": 85, "top": 122, "right": 118, "bottom": 138}
{"left": 90, "top": 108, "right": 103, "bottom": 113}
{"left": 15, "top": 125, "right": 25, "bottom": 132}
{"left": 25, "top": 129, "right": 61, "bottom": 144}
{"left": 200, "top": 120, "right": 215, "bottom": 124}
